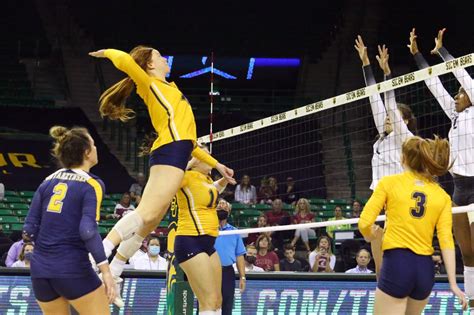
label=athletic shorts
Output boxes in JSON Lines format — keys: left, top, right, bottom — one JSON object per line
{"left": 174, "top": 235, "right": 216, "bottom": 264}
{"left": 149, "top": 140, "right": 194, "bottom": 171}
{"left": 31, "top": 273, "right": 102, "bottom": 302}
{"left": 452, "top": 174, "right": 474, "bottom": 206}
{"left": 378, "top": 248, "right": 434, "bottom": 300}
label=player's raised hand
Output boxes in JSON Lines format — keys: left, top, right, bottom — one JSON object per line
{"left": 354, "top": 35, "right": 370, "bottom": 66}
{"left": 431, "top": 28, "right": 446, "bottom": 55}
{"left": 376, "top": 45, "right": 391, "bottom": 76}
{"left": 407, "top": 28, "right": 419, "bottom": 56}
{"left": 216, "top": 163, "right": 236, "bottom": 185}
{"left": 89, "top": 49, "right": 107, "bottom": 58}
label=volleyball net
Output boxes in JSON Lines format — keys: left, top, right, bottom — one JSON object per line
{"left": 199, "top": 53, "right": 474, "bottom": 208}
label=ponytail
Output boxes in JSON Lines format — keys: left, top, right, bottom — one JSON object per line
{"left": 402, "top": 135, "right": 452, "bottom": 179}
{"left": 99, "top": 77, "right": 135, "bottom": 122}
{"left": 98, "top": 45, "right": 154, "bottom": 122}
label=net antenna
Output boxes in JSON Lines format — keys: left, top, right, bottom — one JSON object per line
{"left": 209, "top": 51, "right": 215, "bottom": 154}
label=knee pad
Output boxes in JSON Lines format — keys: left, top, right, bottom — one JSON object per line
{"left": 117, "top": 233, "right": 145, "bottom": 259}
{"left": 112, "top": 211, "right": 144, "bottom": 241}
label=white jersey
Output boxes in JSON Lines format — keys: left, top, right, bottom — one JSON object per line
{"left": 363, "top": 66, "right": 413, "bottom": 190}
{"left": 415, "top": 49, "right": 474, "bottom": 176}
{"left": 371, "top": 130, "right": 412, "bottom": 190}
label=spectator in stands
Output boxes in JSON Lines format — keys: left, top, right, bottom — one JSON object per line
{"left": 0, "top": 224, "right": 13, "bottom": 258}
{"left": 114, "top": 192, "right": 135, "bottom": 219}
{"left": 345, "top": 249, "right": 373, "bottom": 274}
{"left": 282, "top": 177, "right": 299, "bottom": 205}
{"left": 11, "top": 242, "right": 34, "bottom": 268}
{"left": 234, "top": 175, "right": 257, "bottom": 205}
{"left": 0, "top": 182, "right": 4, "bottom": 201}
{"left": 326, "top": 206, "right": 352, "bottom": 238}
{"left": 131, "top": 236, "right": 167, "bottom": 271}
{"left": 6, "top": 231, "right": 31, "bottom": 267}
{"left": 309, "top": 236, "right": 336, "bottom": 273}
{"left": 258, "top": 177, "right": 278, "bottom": 204}
{"left": 290, "top": 198, "right": 316, "bottom": 252}
{"left": 129, "top": 172, "right": 146, "bottom": 204}
{"left": 255, "top": 234, "right": 280, "bottom": 271}
{"left": 265, "top": 199, "right": 290, "bottom": 226}
{"left": 280, "top": 244, "right": 302, "bottom": 271}
{"left": 433, "top": 249, "right": 446, "bottom": 275}
{"left": 246, "top": 214, "right": 268, "bottom": 245}
{"left": 351, "top": 200, "right": 362, "bottom": 218}
{"left": 237, "top": 244, "right": 264, "bottom": 272}
{"left": 265, "top": 199, "right": 290, "bottom": 251}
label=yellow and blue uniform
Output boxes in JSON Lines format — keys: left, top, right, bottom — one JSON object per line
{"left": 359, "top": 171, "right": 454, "bottom": 299}
{"left": 24, "top": 169, "right": 106, "bottom": 301}
{"left": 104, "top": 49, "right": 217, "bottom": 169}
{"left": 176, "top": 170, "right": 219, "bottom": 237}
{"left": 174, "top": 170, "right": 219, "bottom": 263}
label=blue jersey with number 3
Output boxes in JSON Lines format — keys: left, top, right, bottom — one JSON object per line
{"left": 25, "top": 169, "right": 104, "bottom": 278}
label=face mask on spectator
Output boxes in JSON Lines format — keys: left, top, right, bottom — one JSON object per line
{"left": 245, "top": 255, "right": 256, "bottom": 264}
{"left": 148, "top": 245, "right": 160, "bottom": 256}
{"left": 24, "top": 252, "right": 33, "bottom": 261}
{"left": 217, "top": 210, "right": 228, "bottom": 221}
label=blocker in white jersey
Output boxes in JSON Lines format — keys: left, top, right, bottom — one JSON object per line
{"left": 408, "top": 27, "right": 474, "bottom": 312}
{"left": 355, "top": 37, "right": 416, "bottom": 190}
{"left": 414, "top": 50, "right": 474, "bottom": 178}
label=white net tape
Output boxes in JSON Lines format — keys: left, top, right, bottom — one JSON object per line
{"left": 199, "top": 53, "right": 473, "bottom": 144}
{"left": 219, "top": 204, "right": 474, "bottom": 235}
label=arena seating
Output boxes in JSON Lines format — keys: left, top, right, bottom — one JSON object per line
{"left": 0, "top": 0, "right": 53, "bottom": 108}
{"left": 0, "top": 186, "right": 362, "bottom": 237}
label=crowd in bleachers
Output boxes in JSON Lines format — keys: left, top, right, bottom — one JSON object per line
{"left": 0, "top": 173, "right": 448, "bottom": 275}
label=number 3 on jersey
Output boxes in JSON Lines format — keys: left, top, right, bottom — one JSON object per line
{"left": 410, "top": 191, "right": 427, "bottom": 218}
{"left": 47, "top": 183, "right": 68, "bottom": 213}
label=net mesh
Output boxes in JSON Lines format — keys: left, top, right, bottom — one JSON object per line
{"left": 200, "top": 54, "right": 474, "bottom": 202}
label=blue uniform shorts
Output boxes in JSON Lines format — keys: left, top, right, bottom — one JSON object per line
{"left": 452, "top": 174, "right": 474, "bottom": 206}
{"left": 378, "top": 248, "right": 434, "bottom": 300}
{"left": 149, "top": 140, "right": 194, "bottom": 171}
{"left": 174, "top": 235, "right": 216, "bottom": 264}
{"left": 31, "top": 273, "right": 102, "bottom": 302}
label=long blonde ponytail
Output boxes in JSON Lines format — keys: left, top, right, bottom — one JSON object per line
{"left": 98, "top": 45, "right": 153, "bottom": 122}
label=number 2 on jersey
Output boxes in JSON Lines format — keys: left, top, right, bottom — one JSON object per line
{"left": 410, "top": 191, "right": 427, "bottom": 218}
{"left": 47, "top": 183, "right": 68, "bottom": 213}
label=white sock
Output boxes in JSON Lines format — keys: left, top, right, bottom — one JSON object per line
{"left": 110, "top": 257, "right": 126, "bottom": 278}
{"left": 103, "top": 239, "right": 115, "bottom": 258}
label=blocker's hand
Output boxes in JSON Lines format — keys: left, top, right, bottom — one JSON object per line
{"left": 354, "top": 35, "right": 370, "bottom": 66}
{"left": 431, "top": 28, "right": 446, "bottom": 55}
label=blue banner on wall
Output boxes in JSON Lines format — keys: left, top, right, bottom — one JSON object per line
{"left": 0, "top": 276, "right": 469, "bottom": 314}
